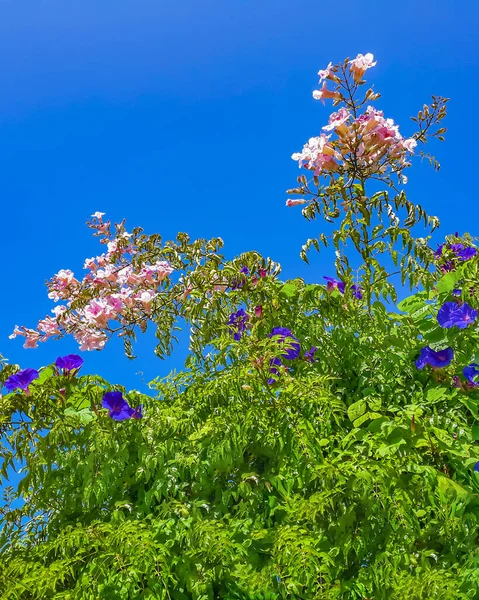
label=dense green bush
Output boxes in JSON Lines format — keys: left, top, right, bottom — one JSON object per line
{"left": 1, "top": 54, "right": 479, "bottom": 599}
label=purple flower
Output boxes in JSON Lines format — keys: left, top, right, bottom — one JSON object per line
{"left": 474, "top": 462, "right": 479, "bottom": 473}
{"left": 254, "top": 305, "right": 263, "bottom": 318}
{"left": 463, "top": 364, "right": 479, "bottom": 387}
{"left": 228, "top": 309, "right": 249, "bottom": 341}
{"left": 457, "top": 247, "right": 477, "bottom": 261}
{"left": 452, "top": 289, "right": 462, "bottom": 296}
{"left": 437, "top": 302, "right": 478, "bottom": 329}
{"left": 304, "top": 346, "right": 317, "bottom": 363}
{"left": 440, "top": 261, "right": 455, "bottom": 273}
{"left": 268, "top": 357, "right": 282, "bottom": 385}
{"left": 415, "top": 346, "right": 454, "bottom": 370}
{"left": 434, "top": 244, "right": 445, "bottom": 258}
{"left": 4, "top": 368, "right": 39, "bottom": 393}
{"left": 55, "top": 354, "right": 84, "bottom": 373}
{"left": 102, "top": 391, "right": 134, "bottom": 421}
{"left": 270, "top": 327, "right": 301, "bottom": 360}
{"left": 449, "top": 243, "right": 465, "bottom": 253}
{"left": 351, "top": 284, "right": 363, "bottom": 300}
{"left": 131, "top": 405, "right": 143, "bottom": 419}
{"left": 240, "top": 266, "right": 250, "bottom": 275}
{"left": 324, "top": 276, "right": 345, "bottom": 294}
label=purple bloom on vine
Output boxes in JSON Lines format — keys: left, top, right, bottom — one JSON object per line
{"left": 304, "top": 346, "right": 317, "bottom": 363}
{"left": 228, "top": 309, "right": 249, "bottom": 341}
{"left": 240, "top": 266, "right": 249, "bottom": 275}
{"left": 102, "top": 391, "right": 134, "bottom": 421}
{"left": 131, "top": 405, "right": 144, "bottom": 419}
{"left": 415, "top": 346, "right": 454, "bottom": 370}
{"left": 434, "top": 244, "right": 444, "bottom": 258}
{"left": 351, "top": 284, "right": 363, "bottom": 300}
{"left": 324, "top": 276, "right": 345, "bottom": 294}
{"left": 268, "top": 357, "right": 282, "bottom": 385}
{"left": 55, "top": 354, "right": 84, "bottom": 373}
{"left": 463, "top": 364, "right": 479, "bottom": 387}
{"left": 270, "top": 327, "right": 301, "bottom": 360}
{"left": 4, "top": 368, "right": 39, "bottom": 393}
{"left": 452, "top": 289, "right": 461, "bottom": 296}
{"left": 449, "top": 243, "right": 465, "bottom": 253}
{"left": 437, "top": 302, "right": 478, "bottom": 329}
{"left": 440, "top": 261, "right": 454, "bottom": 273}
{"left": 474, "top": 462, "right": 479, "bottom": 473}
{"left": 457, "top": 247, "right": 477, "bottom": 261}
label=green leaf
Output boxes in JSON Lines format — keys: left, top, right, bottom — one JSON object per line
{"left": 280, "top": 282, "right": 298, "bottom": 298}
{"left": 436, "top": 268, "right": 463, "bottom": 293}
{"left": 426, "top": 387, "right": 447, "bottom": 403}
{"left": 397, "top": 294, "right": 426, "bottom": 314}
{"left": 347, "top": 399, "right": 367, "bottom": 423}
{"left": 64, "top": 407, "right": 96, "bottom": 426}
{"left": 35, "top": 366, "right": 55, "bottom": 385}
{"left": 354, "top": 412, "right": 382, "bottom": 427}
{"left": 472, "top": 425, "right": 479, "bottom": 441}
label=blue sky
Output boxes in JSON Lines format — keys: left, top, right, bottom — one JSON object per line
{"left": 1, "top": 0, "right": 478, "bottom": 391}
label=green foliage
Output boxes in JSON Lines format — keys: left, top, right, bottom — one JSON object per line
{"left": 2, "top": 267, "right": 479, "bottom": 597}
{"left": 1, "top": 57, "right": 479, "bottom": 599}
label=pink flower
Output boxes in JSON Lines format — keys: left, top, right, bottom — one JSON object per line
{"left": 403, "top": 137, "right": 417, "bottom": 152}
{"left": 350, "top": 53, "right": 377, "bottom": 82}
{"left": 292, "top": 134, "right": 341, "bottom": 175}
{"left": 286, "top": 199, "right": 307, "bottom": 207}
{"left": 136, "top": 290, "right": 157, "bottom": 313}
{"left": 322, "top": 107, "right": 350, "bottom": 132}
{"left": 312, "top": 82, "right": 342, "bottom": 104}
{"left": 75, "top": 329, "right": 107, "bottom": 351}
{"left": 84, "top": 257, "right": 97, "bottom": 271}
{"left": 107, "top": 240, "right": 118, "bottom": 254}
{"left": 317, "top": 62, "right": 333, "bottom": 82}
{"left": 24, "top": 336, "right": 40, "bottom": 349}
{"left": 84, "top": 299, "right": 116, "bottom": 327}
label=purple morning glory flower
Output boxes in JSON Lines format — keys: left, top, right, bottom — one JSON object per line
{"left": 351, "top": 284, "right": 363, "bottom": 300}
{"left": 434, "top": 244, "right": 445, "bottom": 258}
{"left": 437, "top": 302, "right": 478, "bottom": 329}
{"left": 268, "top": 357, "right": 282, "bottom": 385}
{"left": 449, "top": 243, "right": 465, "bottom": 253}
{"left": 240, "top": 266, "right": 249, "bottom": 275}
{"left": 304, "top": 346, "right": 317, "bottom": 363}
{"left": 324, "top": 276, "right": 345, "bottom": 294}
{"left": 463, "top": 364, "right": 479, "bottom": 387}
{"left": 55, "top": 354, "right": 84, "bottom": 373}
{"left": 457, "top": 247, "right": 477, "bottom": 261}
{"left": 415, "top": 346, "right": 454, "bottom": 370}
{"left": 4, "top": 368, "right": 39, "bottom": 393}
{"left": 452, "top": 289, "right": 462, "bottom": 296}
{"left": 270, "top": 327, "right": 301, "bottom": 360}
{"left": 474, "top": 461, "right": 479, "bottom": 473}
{"left": 228, "top": 309, "right": 249, "bottom": 341}
{"left": 131, "top": 405, "right": 143, "bottom": 419}
{"left": 102, "top": 391, "right": 134, "bottom": 421}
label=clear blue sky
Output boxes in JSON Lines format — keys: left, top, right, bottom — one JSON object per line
{"left": 2, "top": 0, "right": 478, "bottom": 391}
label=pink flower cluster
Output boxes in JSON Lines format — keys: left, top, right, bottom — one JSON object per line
{"left": 10, "top": 213, "right": 174, "bottom": 351}
{"left": 291, "top": 54, "right": 417, "bottom": 183}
